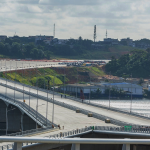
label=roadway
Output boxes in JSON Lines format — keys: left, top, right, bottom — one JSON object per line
{"left": 0, "top": 83, "right": 116, "bottom": 132}
{"left": 1, "top": 79, "right": 150, "bottom": 126}
{"left": 0, "top": 60, "right": 66, "bottom": 72}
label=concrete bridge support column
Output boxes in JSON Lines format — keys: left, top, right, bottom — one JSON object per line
{"left": 21, "top": 114, "right": 24, "bottom": 132}
{"left": 0, "top": 100, "right": 8, "bottom": 129}
{"left": 71, "top": 137, "right": 80, "bottom": 150}
{"left": 13, "top": 142, "right": 22, "bottom": 150}
{"left": 7, "top": 105, "right": 22, "bottom": 132}
{"left": 122, "top": 144, "right": 130, "bottom": 150}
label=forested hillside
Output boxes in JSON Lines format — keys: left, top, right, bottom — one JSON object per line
{"left": 105, "top": 49, "right": 150, "bottom": 78}
{"left": 0, "top": 36, "right": 141, "bottom": 59}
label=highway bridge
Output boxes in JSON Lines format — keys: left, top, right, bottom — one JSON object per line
{"left": 0, "top": 60, "right": 150, "bottom": 150}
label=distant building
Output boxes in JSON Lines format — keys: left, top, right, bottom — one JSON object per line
{"left": 103, "top": 38, "right": 119, "bottom": 45}
{"left": 0, "top": 35, "right": 7, "bottom": 41}
{"left": 61, "top": 82, "right": 143, "bottom": 98}
{"left": 120, "top": 38, "right": 133, "bottom": 46}
{"left": 100, "top": 82, "right": 143, "bottom": 98}
{"left": 35, "top": 35, "right": 54, "bottom": 44}
{"left": 50, "top": 38, "right": 68, "bottom": 45}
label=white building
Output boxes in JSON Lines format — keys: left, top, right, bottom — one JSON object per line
{"left": 62, "top": 82, "right": 143, "bottom": 98}
{"left": 99, "top": 82, "right": 143, "bottom": 98}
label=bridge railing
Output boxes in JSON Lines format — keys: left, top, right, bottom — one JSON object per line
{"left": 0, "top": 126, "right": 92, "bottom": 150}
{"left": 6, "top": 126, "right": 58, "bottom": 137}
{"left": 1, "top": 126, "right": 150, "bottom": 150}
{"left": 0, "top": 93, "right": 57, "bottom": 128}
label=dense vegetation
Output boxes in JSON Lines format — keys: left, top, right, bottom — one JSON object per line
{"left": 0, "top": 37, "right": 51, "bottom": 59}
{"left": 105, "top": 49, "right": 150, "bottom": 78}
{"left": 0, "top": 36, "right": 141, "bottom": 59}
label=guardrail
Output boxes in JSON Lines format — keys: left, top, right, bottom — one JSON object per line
{"left": 0, "top": 77, "right": 149, "bottom": 121}
{"left": 0, "top": 83, "right": 137, "bottom": 127}
{"left": 65, "top": 95, "right": 150, "bottom": 120}
{"left": 2, "top": 126, "right": 150, "bottom": 150}
{"left": 0, "top": 94, "right": 58, "bottom": 128}
{"left": 94, "top": 126, "right": 150, "bottom": 133}
{"left": 0, "top": 126, "right": 91, "bottom": 150}
{"left": 1, "top": 126, "right": 150, "bottom": 150}
{"left": 6, "top": 126, "right": 58, "bottom": 137}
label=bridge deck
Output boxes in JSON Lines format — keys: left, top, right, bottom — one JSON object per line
{"left": 0, "top": 79, "right": 150, "bottom": 126}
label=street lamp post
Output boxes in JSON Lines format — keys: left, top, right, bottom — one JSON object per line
{"left": 76, "top": 68, "right": 78, "bottom": 98}
{"left": 89, "top": 76, "right": 91, "bottom": 103}
{"left": 46, "top": 80, "right": 49, "bottom": 126}
{"left": 29, "top": 63, "right": 31, "bottom": 110}
{"left": 14, "top": 61, "right": 17, "bottom": 103}
{"left": 6, "top": 107, "right": 16, "bottom": 135}
{"left": 22, "top": 63, "right": 25, "bottom": 105}
{"left": 109, "top": 72, "right": 111, "bottom": 108}
{"left": 10, "top": 61, "right": 11, "bottom": 81}
{"left": 36, "top": 65, "right": 39, "bottom": 129}
{"left": 52, "top": 75, "right": 56, "bottom": 127}
{"left": 63, "top": 68, "right": 66, "bottom": 96}
{"left": 130, "top": 73, "right": 133, "bottom": 113}
{"left": 5, "top": 60, "right": 7, "bottom": 98}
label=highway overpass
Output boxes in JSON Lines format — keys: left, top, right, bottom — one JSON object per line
{"left": 0, "top": 77, "right": 150, "bottom": 127}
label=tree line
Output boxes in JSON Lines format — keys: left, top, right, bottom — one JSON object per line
{"left": 105, "top": 49, "right": 150, "bottom": 78}
{"left": 0, "top": 37, "right": 51, "bottom": 59}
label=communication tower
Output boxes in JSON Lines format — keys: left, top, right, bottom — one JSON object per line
{"left": 106, "top": 30, "right": 107, "bottom": 39}
{"left": 53, "top": 24, "right": 55, "bottom": 38}
{"left": 93, "top": 25, "right": 96, "bottom": 42}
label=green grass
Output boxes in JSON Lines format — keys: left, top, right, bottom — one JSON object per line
{"left": 89, "top": 67, "right": 105, "bottom": 76}
{"left": 1, "top": 66, "right": 105, "bottom": 89}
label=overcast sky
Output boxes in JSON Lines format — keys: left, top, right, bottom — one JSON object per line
{"left": 0, "top": 0, "right": 149, "bottom": 41}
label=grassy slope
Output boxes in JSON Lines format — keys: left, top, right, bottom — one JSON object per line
{"left": 1, "top": 66, "right": 105, "bottom": 87}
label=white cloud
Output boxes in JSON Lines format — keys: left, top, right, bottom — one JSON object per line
{"left": 0, "top": 0, "right": 150, "bottom": 40}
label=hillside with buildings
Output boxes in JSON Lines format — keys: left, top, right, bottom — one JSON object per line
{"left": 0, "top": 35, "right": 146, "bottom": 59}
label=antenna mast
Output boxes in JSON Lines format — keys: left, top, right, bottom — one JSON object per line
{"left": 106, "top": 30, "right": 107, "bottom": 39}
{"left": 53, "top": 24, "right": 55, "bottom": 38}
{"left": 93, "top": 25, "right": 96, "bottom": 42}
